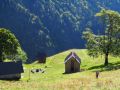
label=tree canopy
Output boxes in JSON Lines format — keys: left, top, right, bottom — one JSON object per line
{"left": 0, "top": 28, "right": 27, "bottom": 62}
{"left": 83, "top": 9, "right": 120, "bottom": 66}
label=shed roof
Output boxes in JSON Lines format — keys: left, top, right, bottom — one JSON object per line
{"left": 0, "top": 61, "right": 24, "bottom": 75}
{"left": 64, "top": 52, "right": 81, "bottom": 64}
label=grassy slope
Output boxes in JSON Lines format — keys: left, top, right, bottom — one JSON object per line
{"left": 0, "top": 49, "right": 120, "bottom": 90}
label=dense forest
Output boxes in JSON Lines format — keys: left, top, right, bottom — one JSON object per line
{"left": 0, "top": 0, "right": 120, "bottom": 61}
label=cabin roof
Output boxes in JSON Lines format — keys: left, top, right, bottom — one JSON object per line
{"left": 0, "top": 61, "right": 24, "bottom": 75}
{"left": 64, "top": 52, "right": 81, "bottom": 64}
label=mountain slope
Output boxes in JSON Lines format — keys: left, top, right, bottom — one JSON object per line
{"left": 0, "top": 0, "right": 120, "bottom": 61}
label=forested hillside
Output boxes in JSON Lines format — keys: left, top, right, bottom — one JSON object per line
{"left": 0, "top": 0, "right": 120, "bottom": 61}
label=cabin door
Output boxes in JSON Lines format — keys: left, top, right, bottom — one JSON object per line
{"left": 71, "top": 61, "right": 74, "bottom": 72}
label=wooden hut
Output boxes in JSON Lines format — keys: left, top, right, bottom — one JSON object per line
{"left": 64, "top": 52, "right": 81, "bottom": 73}
{"left": 37, "top": 52, "right": 47, "bottom": 63}
{"left": 0, "top": 61, "right": 24, "bottom": 80}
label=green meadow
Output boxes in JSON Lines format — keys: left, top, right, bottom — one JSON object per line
{"left": 0, "top": 49, "right": 120, "bottom": 90}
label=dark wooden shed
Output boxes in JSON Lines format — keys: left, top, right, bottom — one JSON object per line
{"left": 64, "top": 52, "right": 81, "bottom": 73}
{"left": 0, "top": 61, "right": 24, "bottom": 80}
{"left": 37, "top": 52, "right": 47, "bottom": 63}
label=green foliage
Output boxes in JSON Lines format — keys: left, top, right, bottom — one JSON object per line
{"left": 0, "top": 28, "right": 27, "bottom": 62}
{"left": 83, "top": 28, "right": 99, "bottom": 57}
{"left": 83, "top": 9, "right": 120, "bottom": 65}
{"left": 96, "top": 9, "right": 120, "bottom": 56}
{"left": 15, "top": 47, "right": 28, "bottom": 63}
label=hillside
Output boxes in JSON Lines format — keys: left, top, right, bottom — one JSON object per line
{"left": 0, "top": 49, "right": 120, "bottom": 90}
{"left": 1, "top": 0, "right": 120, "bottom": 60}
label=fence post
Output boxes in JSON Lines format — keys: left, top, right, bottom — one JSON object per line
{"left": 96, "top": 71, "right": 99, "bottom": 79}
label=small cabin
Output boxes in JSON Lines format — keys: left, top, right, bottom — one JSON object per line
{"left": 37, "top": 52, "right": 47, "bottom": 63}
{"left": 64, "top": 52, "right": 81, "bottom": 73}
{"left": 0, "top": 61, "right": 24, "bottom": 80}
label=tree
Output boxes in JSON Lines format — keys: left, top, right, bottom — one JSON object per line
{"left": 0, "top": 28, "right": 27, "bottom": 62}
{"left": 15, "top": 47, "right": 28, "bottom": 63}
{"left": 83, "top": 9, "right": 120, "bottom": 66}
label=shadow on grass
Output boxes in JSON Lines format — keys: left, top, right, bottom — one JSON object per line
{"left": 0, "top": 79, "right": 20, "bottom": 81}
{"left": 88, "top": 61, "right": 120, "bottom": 72}
{"left": 63, "top": 69, "right": 86, "bottom": 74}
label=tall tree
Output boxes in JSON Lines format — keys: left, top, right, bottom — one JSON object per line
{"left": 0, "top": 28, "right": 27, "bottom": 62}
{"left": 83, "top": 9, "right": 120, "bottom": 66}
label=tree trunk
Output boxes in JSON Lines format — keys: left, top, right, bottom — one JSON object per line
{"left": 0, "top": 51, "right": 3, "bottom": 62}
{"left": 104, "top": 53, "right": 109, "bottom": 66}
{"left": 0, "top": 56, "right": 3, "bottom": 62}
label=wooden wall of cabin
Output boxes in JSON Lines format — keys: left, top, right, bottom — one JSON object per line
{"left": 65, "top": 58, "right": 80, "bottom": 73}
{"left": 0, "top": 73, "right": 21, "bottom": 80}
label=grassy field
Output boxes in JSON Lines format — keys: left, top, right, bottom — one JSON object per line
{"left": 0, "top": 49, "right": 120, "bottom": 90}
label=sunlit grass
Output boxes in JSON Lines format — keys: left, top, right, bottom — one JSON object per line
{"left": 0, "top": 49, "right": 120, "bottom": 90}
